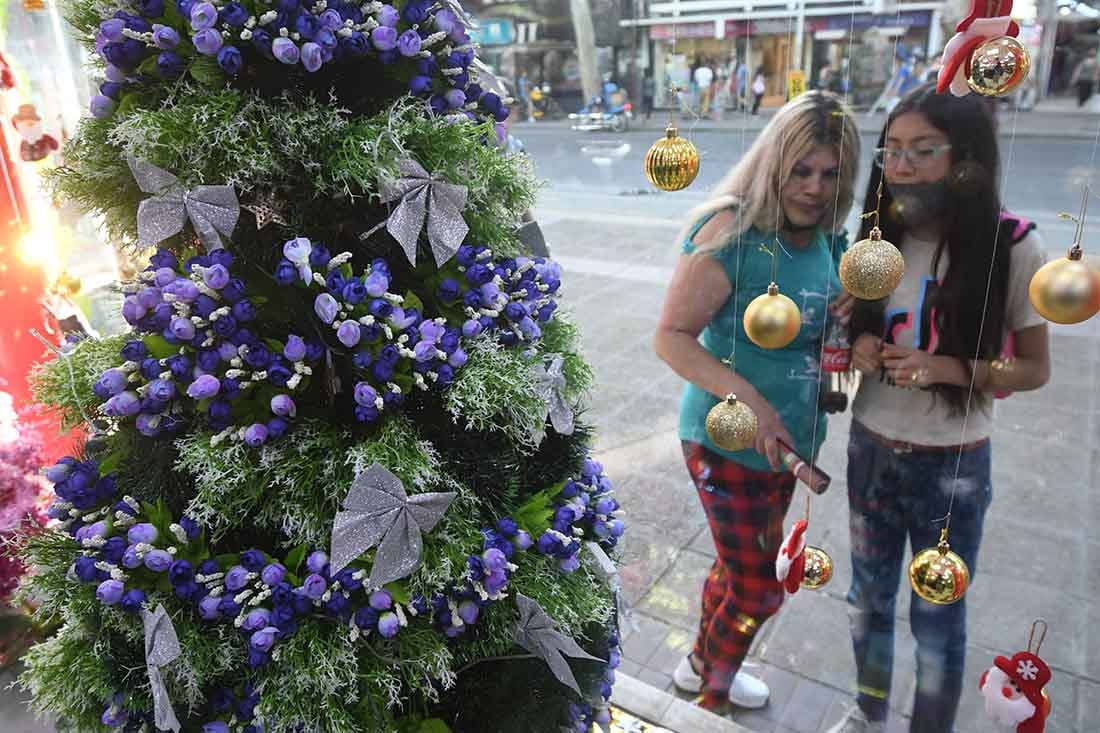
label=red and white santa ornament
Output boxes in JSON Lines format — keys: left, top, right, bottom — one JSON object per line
{"left": 12, "top": 104, "right": 58, "bottom": 163}
{"left": 979, "top": 648, "right": 1052, "bottom": 733}
{"left": 776, "top": 519, "right": 808, "bottom": 595}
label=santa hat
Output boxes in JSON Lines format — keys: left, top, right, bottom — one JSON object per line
{"left": 776, "top": 519, "right": 807, "bottom": 595}
{"left": 12, "top": 104, "right": 40, "bottom": 126}
{"left": 994, "top": 651, "right": 1051, "bottom": 717}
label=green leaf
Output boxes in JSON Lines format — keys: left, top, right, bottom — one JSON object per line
{"left": 284, "top": 544, "right": 307, "bottom": 574}
{"left": 385, "top": 581, "right": 410, "bottom": 605}
{"left": 403, "top": 290, "right": 424, "bottom": 314}
{"left": 190, "top": 56, "right": 226, "bottom": 89}
{"left": 143, "top": 334, "right": 177, "bottom": 359}
{"left": 137, "top": 56, "right": 161, "bottom": 78}
{"left": 263, "top": 338, "right": 285, "bottom": 354}
{"left": 513, "top": 481, "right": 564, "bottom": 536}
{"left": 214, "top": 553, "right": 240, "bottom": 567}
{"left": 418, "top": 721, "right": 451, "bottom": 733}
{"left": 97, "top": 449, "right": 124, "bottom": 476}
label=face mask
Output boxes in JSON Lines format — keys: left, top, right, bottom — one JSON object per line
{"left": 886, "top": 179, "right": 948, "bottom": 224}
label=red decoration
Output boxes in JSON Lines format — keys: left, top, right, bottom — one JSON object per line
{"left": 978, "top": 622, "right": 1053, "bottom": 733}
{"left": 937, "top": 0, "right": 1022, "bottom": 96}
{"left": 775, "top": 519, "right": 808, "bottom": 594}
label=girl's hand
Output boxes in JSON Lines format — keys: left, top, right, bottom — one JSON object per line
{"left": 829, "top": 292, "right": 855, "bottom": 324}
{"left": 753, "top": 403, "right": 796, "bottom": 470}
{"left": 881, "top": 344, "right": 938, "bottom": 388}
{"left": 852, "top": 334, "right": 883, "bottom": 375}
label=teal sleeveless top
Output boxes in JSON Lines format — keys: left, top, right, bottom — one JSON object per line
{"left": 677, "top": 213, "right": 847, "bottom": 473}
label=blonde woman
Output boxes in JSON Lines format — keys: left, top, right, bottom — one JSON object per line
{"left": 654, "top": 91, "right": 859, "bottom": 713}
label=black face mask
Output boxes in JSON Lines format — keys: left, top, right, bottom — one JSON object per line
{"left": 886, "top": 179, "right": 948, "bottom": 225}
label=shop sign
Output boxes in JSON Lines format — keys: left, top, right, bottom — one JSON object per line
{"left": 470, "top": 19, "right": 515, "bottom": 46}
{"left": 649, "top": 22, "right": 715, "bottom": 40}
{"left": 787, "top": 70, "right": 806, "bottom": 99}
{"left": 817, "top": 11, "right": 931, "bottom": 31}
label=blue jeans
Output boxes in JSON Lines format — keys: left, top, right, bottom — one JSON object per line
{"left": 845, "top": 421, "right": 992, "bottom": 733}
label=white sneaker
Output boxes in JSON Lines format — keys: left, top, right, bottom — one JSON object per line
{"left": 672, "top": 656, "right": 702, "bottom": 693}
{"left": 824, "top": 705, "right": 886, "bottom": 733}
{"left": 727, "top": 670, "right": 769, "bottom": 709}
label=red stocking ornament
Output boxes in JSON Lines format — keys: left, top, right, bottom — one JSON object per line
{"left": 978, "top": 620, "right": 1052, "bottom": 733}
{"left": 775, "top": 519, "right": 807, "bottom": 594}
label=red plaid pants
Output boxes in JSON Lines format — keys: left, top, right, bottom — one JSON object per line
{"left": 682, "top": 441, "right": 795, "bottom": 709}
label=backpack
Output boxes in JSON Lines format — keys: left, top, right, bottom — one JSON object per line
{"left": 992, "top": 211, "right": 1035, "bottom": 399}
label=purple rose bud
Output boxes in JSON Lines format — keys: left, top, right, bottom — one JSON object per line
{"left": 244, "top": 423, "right": 268, "bottom": 447}
{"left": 378, "top": 4, "right": 399, "bottom": 26}
{"left": 250, "top": 626, "right": 278, "bottom": 652}
{"left": 377, "top": 611, "right": 400, "bottom": 638}
{"left": 457, "top": 600, "right": 479, "bottom": 625}
{"left": 559, "top": 554, "right": 581, "bottom": 573}
{"left": 369, "top": 589, "right": 392, "bottom": 611}
{"left": 413, "top": 341, "right": 437, "bottom": 362}
{"left": 301, "top": 41, "right": 323, "bottom": 72}
{"left": 272, "top": 37, "right": 300, "bottom": 65}
{"left": 484, "top": 569, "right": 508, "bottom": 594}
{"left": 445, "top": 89, "right": 466, "bottom": 109}
{"left": 447, "top": 348, "right": 468, "bottom": 368}
{"left": 434, "top": 8, "right": 457, "bottom": 33}
{"left": 96, "top": 579, "right": 125, "bottom": 605}
{"left": 284, "top": 335, "right": 307, "bottom": 362}
{"left": 314, "top": 293, "right": 339, "bottom": 324}
{"left": 320, "top": 8, "right": 342, "bottom": 28}
{"left": 100, "top": 18, "right": 126, "bottom": 41}
{"left": 363, "top": 271, "right": 389, "bottom": 297}
{"left": 198, "top": 595, "right": 222, "bottom": 620}
{"left": 122, "top": 545, "right": 143, "bottom": 569}
{"left": 104, "top": 390, "right": 141, "bottom": 417}
{"left": 120, "top": 589, "right": 146, "bottom": 614}
{"left": 203, "top": 722, "right": 229, "bottom": 733}
{"left": 302, "top": 573, "right": 327, "bottom": 599}
{"left": 409, "top": 75, "right": 433, "bottom": 95}
{"left": 482, "top": 547, "right": 507, "bottom": 573}
{"left": 306, "top": 550, "right": 328, "bottom": 574}
{"left": 224, "top": 565, "right": 249, "bottom": 591}
{"left": 242, "top": 608, "right": 272, "bottom": 631}
{"left": 371, "top": 26, "right": 396, "bottom": 51}
{"left": 397, "top": 29, "right": 421, "bottom": 57}
{"left": 170, "top": 316, "right": 196, "bottom": 342}
{"left": 187, "top": 374, "right": 220, "bottom": 399}
{"left": 95, "top": 369, "right": 128, "bottom": 398}
{"left": 336, "top": 321, "right": 361, "bottom": 348}
{"left": 514, "top": 530, "right": 533, "bottom": 551}
{"left": 353, "top": 382, "right": 378, "bottom": 408}
{"left": 261, "top": 563, "right": 286, "bottom": 586}
{"left": 145, "top": 549, "right": 173, "bottom": 572}
{"left": 203, "top": 263, "right": 230, "bottom": 289}
{"left": 152, "top": 24, "right": 180, "bottom": 49}
{"left": 105, "top": 64, "right": 127, "bottom": 82}
{"left": 190, "top": 2, "right": 217, "bottom": 29}
{"left": 90, "top": 94, "right": 117, "bottom": 119}
{"left": 270, "top": 394, "right": 296, "bottom": 418}
{"left": 461, "top": 319, "right": 482, "bottom": 338}
{"left": 193, "top": 28, "right": 223, "bottom": 55}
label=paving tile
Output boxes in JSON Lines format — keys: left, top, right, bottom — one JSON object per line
{"left": 644, "top": 625, "right": 696, "bottom": 681}
{"left": 0, "top": 665, "right": 53, "bottom": 733}
{"left": 635, "top": 666, "right": 675, "bottom": 694}
{"left": 689, "top": 525, "right": 717, "bottom": 558}
{"left": 661, "top": 698, "right": 756, "bottom": 733}
{"left": 635, "top": 548, "right": 712, "bottom": 632}
{"left": 610, "top": 672, "right": 675, "bottom": 726}
{"left": 1079, "top": 678, "right": 1100, "bottom": 732}
{"left": 775, "top": 677, "right": 838, "bottom": 733}
{"left": 734, "top": 662, "right": 801, "bottom": 725}
{"left": 617, "top": 657, "right": 643, "bottom": 679}
{"left": 621, "top": 613, "right": 673, "bottom": 667}
{"left": 976, "top": 513, "right": 1085, "bottom": 600}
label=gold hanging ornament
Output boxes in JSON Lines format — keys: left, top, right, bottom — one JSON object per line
{"left": 967, "top": 36, "right": 1032, "bottom": 98}
{"left": 1029, "top": 247, "right": 1100, "bottom": 324}
{"left": 800, "top": 546, "right": 833, "bottom": 590}
{"left": 909, "top": 528, "right": 970, "bottom": 605}
{"left": 743, "top": 282, "right": 801, "bottom": 349}
{"left": 705, "top": 393, "right": 757, "bottom": 452}
{"left": 840, "top": 226, "right": 905, "bottom": 300}
{"left": 645, "top": 123, "right": 699, "bottom": 192}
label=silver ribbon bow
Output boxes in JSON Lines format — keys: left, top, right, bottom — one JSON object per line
{"left": 142, "top": 604, "right": 182, "bottom": 733}
{"left": 439, "top": 0, "right": 478, "bottom": 29}
{"left": 472, "top": 59, "right": 510, "bottom": 101}
{"left": 585, "top": 542, "right": 638, "bottom": 634}
{"left": 513, "top": 593, "right": 605, "bottom": 694}
{"left": 128, "top": 157, "right": 239, "bottom": 251}
{"left": 379, "top": 159, "right": 468, "bottom": 267}
{"left": 531, "top": 355, "right": 575, "bottom": 438}
{"left": 330, "top": 463, "right": 456, "bottom": 588}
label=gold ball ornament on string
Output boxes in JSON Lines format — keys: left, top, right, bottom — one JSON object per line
{"left": 705, "top": 394, "right": 758, "bottom": 452}
{"left": 1028, "top": 246, "right": 1100, "bottom": 324}
{"left": 839, "top": 226, "right": 905, "bottom": 300}
{"left": 967, "top": 36, "right": 1032, "bottom": 98}
{"left": 800, "top": 546, "right": 833, "bottom": 590}
{"left": 744, "top": 282, "right": 801, "bottom": 349}
{"left": 645, "top": 124, "right": 700, "bottom": 192}
{"left": 908, "top": 530, "right": 970, "bottom": 605}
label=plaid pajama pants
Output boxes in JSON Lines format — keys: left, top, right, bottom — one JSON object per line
{"left": 682, "top": 441, "right": 796, "bottom": 709}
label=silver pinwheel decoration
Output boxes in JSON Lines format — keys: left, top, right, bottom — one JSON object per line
{"left": 531, "top": 355, "right": 575, "bottom": 437}
{"left": 142, "top": 604, "right": 182, "bottom": 733}
{"left": 128, "top": 157, "right": 239, "bottom": 251}
{"left": 329, "top": 463, "right": 456, "bottom": 587}
{"left": 378, "top": 158, "right": 468, "bottom": 268}
{"left": 513, "top": 593, "right": 604, "bottom": 694}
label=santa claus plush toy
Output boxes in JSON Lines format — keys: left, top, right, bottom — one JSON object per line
{"left": 12, "top": 104, "right": 58, "bottom": 162}
{"left": 979, "top": 651, "right": 1052, "bottom": 733}
{"left": 775, "top": 519, "right": 807, "bottom": 595}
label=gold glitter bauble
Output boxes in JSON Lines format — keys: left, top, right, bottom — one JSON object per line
{"left": 743, "top": 282, "right": 801, "bottom": 349}
{"left": 800, "top": 546, "right": 833, "bottom": 590}
{"left": 967, "top": 36, "right": 1031, "bottom": 98}
{"left": 705, "top": 393, "right": 758, "bottom": 452}
{"left": 1028, "top": 248, "right": 1100, "bottom": 324}
{"left": 839, "top": 227, "right": 905, "bottom": 300}
{"left": 1042, "top": 689, "right": 1052, "bottom": 717}
{"left": 644, "top": 124, "right": 700, "bottom": 192}
{"left": 909, "top": 535, "right": 969, "bottom": 605}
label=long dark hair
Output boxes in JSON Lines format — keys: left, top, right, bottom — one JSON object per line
{"left": 850, "top": 84, "right": 1011, "bottom": 415}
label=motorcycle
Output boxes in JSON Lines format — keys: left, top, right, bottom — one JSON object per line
{"left": 569, "top": 85, "right": 633, "bottom": 133}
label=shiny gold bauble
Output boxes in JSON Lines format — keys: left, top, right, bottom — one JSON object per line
{"left": 1028, "top": 247, "right": 1100, "bottom": 324}
{"left": 967, "top": 36, "right": 1032, "bottom": 98}
{"left": 705, "top": 393, "right": 758, "bottom": 452}
{"left": 839, "top": 227, "right": 905, "bottom": 300}
{"left": 1042, "top": 689, "right": 1052, "bottom": 718}
{"left": 644, "top": 124, "right": 700, "bottom": 192}
{"left": 908, "top": 537, "right": 970, "bottom": 605}
{"left": 800, "top": 546, "right": 833, "bottom": 590}
{"left": 743, "top": 282, "right": 801, "bottom": 349}
{"left": 54, "top": 271, "right": 82, "bottom": 298}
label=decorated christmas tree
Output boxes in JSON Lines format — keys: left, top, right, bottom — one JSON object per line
{"left": 16, "top": 1, "right": 624, "bottom": 730}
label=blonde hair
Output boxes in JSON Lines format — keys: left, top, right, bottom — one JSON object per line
{"left": 678, "top": 91, "right": 860, "bottom": 253}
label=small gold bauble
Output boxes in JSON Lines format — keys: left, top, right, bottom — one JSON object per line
{"left": 800, "top": 546, "right": 833, "bottom": 590}
{"left": 908, "top": 535, "right": 970, "bottom": 605}
{"left": 1028, "top": 247, "right": 1100, "bottom": 324}
{"left": 743, "top": 282, "right": 801, "bottom": 349}
{"left": 644, "top": 124, "right": 700, "bottom": 192}
{"left": 839, "top": 227, "right": 905, "bottom": 300}
{"left": 1042, "top": 689, "right": 1052, "bottom": 717}
{"left": 705, "top": 393, "right": 758, "bottom": 452}
{"left": 967, "top": 36, "right": 1032, "bottom": 98}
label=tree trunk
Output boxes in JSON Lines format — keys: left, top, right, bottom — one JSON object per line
{"left": 570, "top": 0, "right": 601, "bottom": 103}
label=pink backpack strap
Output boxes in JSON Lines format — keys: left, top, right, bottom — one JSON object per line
{"left": 999, "top": 210, "right": 1035, "bottom": 245}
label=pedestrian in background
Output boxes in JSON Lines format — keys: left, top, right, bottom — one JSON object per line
{"left": 1070, "top": 48, "right": 1099, "bottom": 107}
{"left": 828, "top": 84, "right": 1050, "bottom": 733}
{"left": 654, "top": 91, "right": 860, "bottom": 715}
{"left": 643, "top": 69, "right": 655, "bottom": 120}
{"left": 751, "top": 66, "right": 766, "bottom": 114}
{"left": 694, "top": 60, "right": 715, "bottom": 116}
{"left": 517, "top": 70, "right": 533, "bottom": 122}
{"left": 736, "top": 59, "right": 749, "bottom": 111}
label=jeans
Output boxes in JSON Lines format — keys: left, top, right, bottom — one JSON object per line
{"left": 845, "top": 422, "right": 992, "bottom": 733}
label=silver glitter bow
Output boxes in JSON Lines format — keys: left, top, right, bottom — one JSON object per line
{"left": 329, "top": 463, "right": 456, "bottom": 587}
{"left": 585, "top": 542, "right": 639, "bottom": 634}
{"left": 516, "top": 220, "right": 549, "bottom": 258}
{"left": 379, "top": 159, "right": 468, "bottom": 267}
{"left": 472, "top": 59, "right": 510, "bottom": 101}
{"left": 128, "top": 157, "right": 239, "bottom": 251}
{"left": 439, "top": 0, "right": 478, "bottom": 29}
{"left": 142, "top": 604, "right": 182, "bottom": 732}
{"left": 513, "top": 593, "right": 604, "bottom": 694}
{"left": 531, "top": 355, "right": 575, "bottom": 437}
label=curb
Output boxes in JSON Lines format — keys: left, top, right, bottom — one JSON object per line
{"left": 611, "top": 673, "right": 756, "bottom": 733}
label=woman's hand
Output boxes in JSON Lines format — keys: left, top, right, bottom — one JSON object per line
{"left": 828, "top": 292, "right": 855, "bottom": 324}
{"left": 851, "top": 334, "right": 883, "bottom": 375}
{"left": 881, "top": 344, "right": 939, "bottom": 387}
{"left": 753, "top": 403, "right": 795, "bottom": 470}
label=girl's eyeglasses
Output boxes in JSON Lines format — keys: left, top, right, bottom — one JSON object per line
{"left": 873, "top": 144, "right": 952, "bottom": 169}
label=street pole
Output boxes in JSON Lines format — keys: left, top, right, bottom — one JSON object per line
{"left": 1037, "top": 0, "right": 1058, "bottom": 100}
{"left": 794, "top": 0, "right": 806, "bottom": 72}
{"left": 570, "top": 0, "right": 601, "bottom": 104}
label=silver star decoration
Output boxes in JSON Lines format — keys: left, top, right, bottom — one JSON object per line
{"left": 329, "top": 463, "right": 456, "bottom": 587}
{"left": 142, "top": 605, "right": 182, "bottom": 732}
{"left": 127, "top": 157, "right": 239, "bottom": 251}
{"left": 378, "top": 158, "right": 468, "bottom": 268}
{"left": 513, "top": 593, "right": 605, "bottom": 694}
{"left": 531, "top": 355, "right": 575, "bottom": 437}
{"left": 244, "top": 191, "right": 288, "bottom": 230}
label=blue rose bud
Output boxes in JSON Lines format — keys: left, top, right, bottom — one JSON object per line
{"left": 74, "top": 556, "right": 99, "bottom": 583}
{"left": 90, "top": 94, "right": 117, "bottom": 119}
{"left": 270, "top": 394, "right": 296, "bottom": 417}
{"left": 152, "top": 24, "right": 179, "bottom": 49}
{"left": 283, "top": 335, "right": 307, "bottom": 362}
{"left": 371, "top": 25, "right": 396, "bottom": 51}
{"left": 224, "top": 565, "right": 250, "bottom": 591}
{"left": 198, "top": 595, "right": 222, "bottom": 620}
{"left": 240, "top": 549, "right": 265, "bottom": 572}
{"left": 377, "top": 611, "right": 400, "bottom": 638}
{"left": 301, "top": 41, "right": 323, "bottom": 72}
{"left": 354, "top": 606, "right": 379, "bottom": 629}
{"left": 314, "top": 293, "right": 339, "bottom": 324}
{"left": 127, "top": 523, "right": 158, "bottom": 545}
{"left": 302, "top": 573, "right": 326, "bottom": 599}
{"left": 243, "top": 423, "right": 268, "bottom": 447}
{"left": 144, "top": 549, "right": 173, "bottom": 572}
{"left": 242, "top": 608, "right": 271, "bottom": 632}
{"left": 193, "top": 28, "right": 223, "bottom": 56}
{"left": 156, "top": 51, "right": 186, "bottom": 77}
{"left": 219, "top": 2, "right": 248, "bottom": 26}
{"left": 368, "top": 589, "right": 392, "bottom": 611}
{"left": 273, "top": 37, "right": 300, "bottom": 64}
{"left": 187, "top": 374, "right": 220, "bottom": 400}
{"left": 190, "top": 1, "right": 217, "bottom": 29}
{"left": 261, "top": 563, "right": 286, "bottom": 586}
{"left": 397, "top": 29, "right": 421, "bottom": 57}
{"left": 336, "top": 321, "right": 361, "bottom": 348}
{"left": 306, "top": 550, "right": 328, "bottom": 574}
{"left": 96, "top": 579, "right": 125, "bottom": 605}
{"left": 120, "top": 588, "right": 146, "bottom": 613}
{"left": 249, "top": 626, "right": 278, "bottom": 652}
